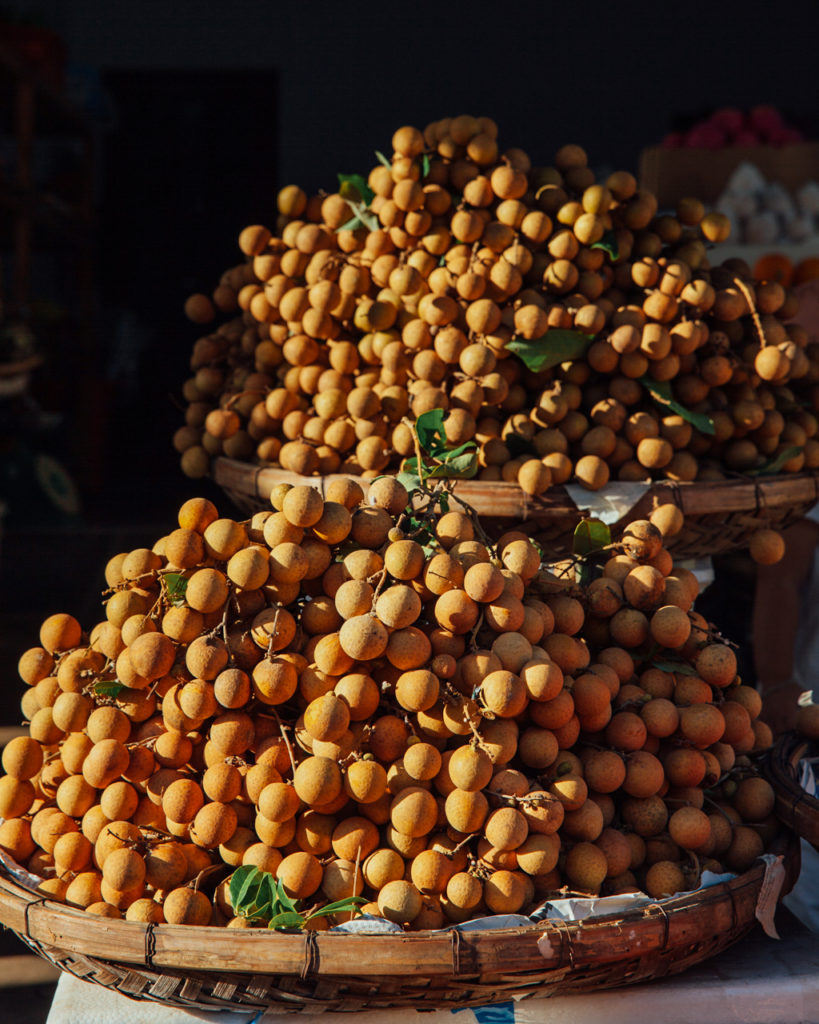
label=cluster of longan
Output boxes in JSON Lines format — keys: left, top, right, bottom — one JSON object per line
{"left": 175, "top": 114, "right": 819, "bottom": 495}
{"left": 0, "top": 478, "right": 779, "bottom": 928}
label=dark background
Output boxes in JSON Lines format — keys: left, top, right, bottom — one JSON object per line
{"left": 0, "top": 0, "right": 816, "bottom": 717}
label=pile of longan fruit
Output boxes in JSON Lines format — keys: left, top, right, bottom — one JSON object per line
{"left": 0, "top": 478, "right": 781, "bottom": 929}
{"left": 175, "top": 113, "right": 819, "bottom": 497}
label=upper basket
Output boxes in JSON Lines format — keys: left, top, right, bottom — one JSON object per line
{"left": 212, "top": 457, "right": 819, "bottom": 561}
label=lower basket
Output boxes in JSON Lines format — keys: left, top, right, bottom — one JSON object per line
{"left": 211, "top": 457, "right": 819, "bottom": 562}
{"left": 766, "top": 731, "right": 819, "bottom": 852}
{"left": 0, "top": 835, "right": 799, "bottom": 1014}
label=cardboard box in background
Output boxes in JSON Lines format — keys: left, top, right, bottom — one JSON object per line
{"left": 638, "top": 141, "right": 819, "bottom": 208}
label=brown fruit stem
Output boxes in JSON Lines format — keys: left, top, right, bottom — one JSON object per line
{"left": 268, "top": 707, "right": 298, "bottom": 779}
{"left": 733, "top": 276, "right": 768, "bottom": 349}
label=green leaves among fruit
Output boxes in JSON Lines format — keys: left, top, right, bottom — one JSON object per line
{"left": 162, "top": 572, "right": 189, "bottom": 607}
{"left": 507, "top": 330, "right": 594, "bottom": 374}
{"left": 336, "top": 173, "right": 378, "bottom": 232}
{"left": 747, "top": 445, "right": 803, "bottom": 476}
{"left": 640, "top": 377, "right": 716, "bottom": 437}
{"left": 229, "top": 864, "right": 365, "bottom": 930}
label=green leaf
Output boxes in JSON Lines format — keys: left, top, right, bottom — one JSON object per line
{"left": 747, "top": 446, "right": 803, "bottom": 476}
{"left": 375, "top": 150, "right": 391, "bottom": 168}
{"left": 640, "top": 377, "right": 716, "bottom": 436}
{"left": 415, "top": 408, "right": 446, "bottom": 454}
{"left": 439, "top": 440, "right": 477, "bottom": 460}
{"left": 653, "top": 659, "right": 699, "bottom": 676}
{"left": 590, "top": 229, "right": 619, "bottom": 260}
{"left": 256, "top": 873, "right": 278, "bottom": 914}
{"left": 421, "top": 153, "right": 431, "bottom": 178}
{"left": 426, "top": 452, "right": 479, "bottom": 479}
{"left": 307, "top": 895, "right": 367, "bottom": 921}
{"left": 230, "top": 865, "right": 261, "bottom": 914}
{"left": 395, "top": 469, "right": 422, "bottom": 494}
{"left": 507, "top": 330, "right": 594, "bottom": 373}
{"left": 575, "top": 561, "right": 594, "bottom": 587}
{"left": 438, "top": 492, "right": 450, "bottom": 513}
{"left": 250, "top": 899, "right": 273, "bottom": 920}
{"left": 164, "top": 572, "right": 188, "bottom": 606}
{"left": 337, "top": 173, "right": 374, "bottom": 205}
{"left": 94, "top": 679, "right": 125, "bottom": 698}
{"left": 573, "top": 518, "right": 612, "bottom": 557}
{"left": 267, "top": 910, "right": 306, "bottom": 931}
{"left": 271, "top": 876, "right": 298, "bottom": 915}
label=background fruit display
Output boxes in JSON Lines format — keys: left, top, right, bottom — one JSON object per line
{"left": 714, "top": 162, "right": 819, "bottom": 247}
{"left": 173, "top": 114, "right": 819, "bottom": 499}
{"left": 0, "top": 473, "right": 782, "bottom": 929}
{"left": 658, "top": 106, "right": 807, "bottom": 150}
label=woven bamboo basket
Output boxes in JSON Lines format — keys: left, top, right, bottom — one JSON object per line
{"left": 765, "top": 731, "right": 819, "bottom": 851}
{"left": 211, "top": 457, "right": 819, "bottom": 561}
{"left": 0, "top": 834, "right": 799, "bottom": 1014}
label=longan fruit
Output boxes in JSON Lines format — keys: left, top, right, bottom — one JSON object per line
{"left": 447, "top": 744, "right": 493, "bottom": 793}
{"left": 163, "top": 779, "right": 205, "bottom": 824}
{"left": 481, "top": 670, "right": 528, "bottom": 718}
{"left": 65, "top": 871, "right": 103, "bottom": 909}
{"left": 695, "top": 643, "right": 737, "bottom": 688}
{"left": 100, "top": 781, "right": 140, "bottom": 822}
{"left": 338, "top": 614, "right": 389, "bottom": 660}
{"left": 386, "top": 627, "right": 433, "bottom": 671}
{"left": 367, "top": 476, "right": 410, "bottom": 515}
{"left": 383, "top": 539, "right": 425, "bottom": 581}
{"left": 390, "top": 786, "right": 438, "bottom": 838}
{"left": 375, "top": 584, "right": 422, "bottom": 629}
{"left": 255, "top": 781, "right": 300, "bottom": 825}
{"left": 0, "top": 776, "right": 35, "bottom": 819}
{"left": 733, "top": 777, "right": 776, "bottom": 822}
{"left": 363, "top": 848, "right": 405, "bottom": 891}
{"left": 163, "top": 887, "right": 213, "bottom": 926}
{"left": 749, "top": 528, "right": 786, "bottom": 565}
{"left": 293, "top": 756, "right": 342, "bottom": 807}
{"left": 304, "top": 692, "right": 351, "bottom": 743}
{"left": 281, "top": 486, "right": 324, "bottom": 528}
{"left": 2, "top": 735, "right": 43, "bottom": 780}
{"left": 0, "top": 818, "right": 36, "bottom": 864}
{"left": 82, "top": 738, "right": 130, "bottom": 790}
{"left": 394, "top": 669, "right": 440, "bottom": 712}
{"left": 434, "top": 589, "right": 480, "bottom": 634}
{"left": 190, "top": 801, "right": 238, "bottom": 849}
{"left": 186, "top": 567, "right": 230, "bottom": 614}
{"left": 574, "top": 455, "right": 609, "bottom": 490}
{"left": 444, "top": 788, "right": 489, "bottom": 834}
{"left": 424, "top": 553, "right": 465, "bottom": 596}
{"left": 39, "top": 613, "right": 82, "bottom": 654}
{"left": 402, "top": 742, "right": 443, "bottom": 782}
{"left": 344, "top": 759, "right": 388, "bottom": 804}
{"left": 623, "top": 564, "right": 666, "bottom": 610}
{"left": 484, "top": 807, "right": 529, "bottom": 852}
{"left": 377, "top": 878, "right": 423, "bottom": 924}
{"left": 334, "top": 672, "right": 380, "bottom": 721}
{"left": 463, "top": 562, "right": 505, "bottom": 604}
{"left": 144, "top": 841, "right": 188, "bottom": 891}
{"left": 102, "top": 846, "right": 146, "bottom": 892}
{"left": 18, "top": 645, "right": 55, "bottom": 685}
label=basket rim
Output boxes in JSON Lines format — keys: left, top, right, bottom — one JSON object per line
{"left": 0, "top": 835, "right": 795, "bottom": 979}
{"left": 766, "top": 730, "right": 819, "bottom": 845}
{"left": 211, "top": 457, "right": 819, "bottom": 521}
